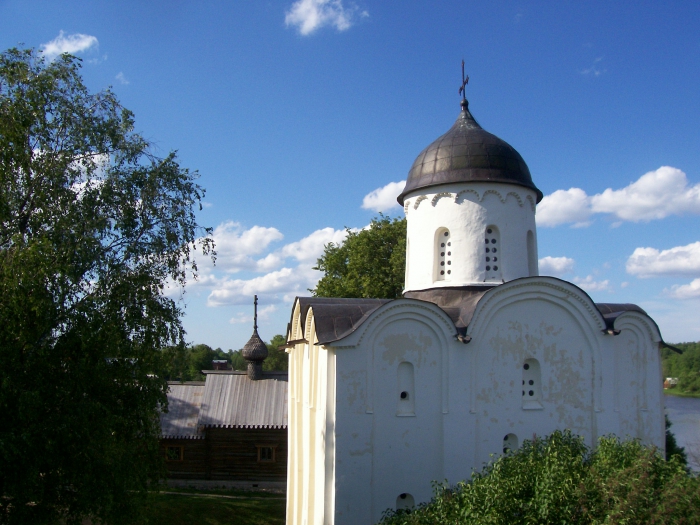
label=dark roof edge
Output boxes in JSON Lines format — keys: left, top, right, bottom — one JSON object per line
{"left": 661, "top": 342, "right": 683, "bottom": 355}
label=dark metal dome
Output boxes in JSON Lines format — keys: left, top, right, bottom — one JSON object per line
{"left": 397, "top": 100, "right": 542, "bottom": 205}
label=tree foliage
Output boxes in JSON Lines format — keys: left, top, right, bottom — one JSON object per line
{"left": 662, "top": 341, "right": 700, "bottom": 394}
{"left": 161, "top": 344, "right": 234, "bottom": 381}
{"left": 161, "top": 335, "right": 288, "bottom": 381}
{"left": 379, "top": 430, "right": 700, "bottom": 525}
{"left": 312, "top": 215, "right": 406, "bottom": 299}
{"left": 0, "top": 48, "right": 213, "bottom": 524}
{"left": 666, "top": 414, "right": 688, "bottom": 464}
{"left": 263, "top": 334, "right": 289, "bottom": 371}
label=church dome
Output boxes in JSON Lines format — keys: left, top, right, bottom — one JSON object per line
{"left": 397, "top": 100, "right": 543, "bottom": 205}
{"left": 242, "top": 329, "right": 268, "bottom": 361}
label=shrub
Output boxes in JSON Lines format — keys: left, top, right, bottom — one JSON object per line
{"left": 378, "top": 430, "right": 700, "bottom": 525}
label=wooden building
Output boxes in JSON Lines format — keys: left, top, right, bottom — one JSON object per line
{"left": 159, "top": 371, "right": 288, "bottom": 482}
{"left": 160, "top": 299, "right": 288, "bottom": 483}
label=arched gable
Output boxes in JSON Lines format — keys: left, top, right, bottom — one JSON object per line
{"left": 467, "top": 277, "right": 607, "bottom": 413}
{"left": 610, "top": 311, "right": 663, "bottom": 443}
{"left": 329, "top": 299, "right": 459, "bottom": 415}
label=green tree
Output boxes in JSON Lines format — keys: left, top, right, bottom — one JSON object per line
{"left": 229, "top": 348, "right": 247, "bottom": 371}
{"left": 312, "top": 215, "right": 406, "bottom": 299}
{"left": 662, "top": 341, "right": 700, "bottom": 394}
{"left": 0, "top": 48, "right": 213, "bottom": 524}
{"left": 666, "top": 414, "right": 688, "bottom": 464}
{"left": 188, "top": 344, "right": 219, "bottom": 379}
{"left": 263, "top": 334, "right": 289, "bottom": 371}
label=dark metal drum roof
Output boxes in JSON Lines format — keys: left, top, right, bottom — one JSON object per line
{"left": 397, "top": 100, "right": 543, "bottom": 205}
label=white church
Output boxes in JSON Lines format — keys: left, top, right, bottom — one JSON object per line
{"left": 283, "top": 90, "right": 668, "bottom": 525}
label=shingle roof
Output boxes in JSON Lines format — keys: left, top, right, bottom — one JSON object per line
{"left": 198, "top": 372, "right": 288, "bottom": 429}
{"left": 160, "top": 372, "right": 288, "bottom": 438}
{"left": 160, "top": 382, "right": 206, "bottom": 439}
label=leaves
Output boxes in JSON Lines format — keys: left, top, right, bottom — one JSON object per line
{"left": 0, "top": 48, "right": 213, "bottom": 524}
{"left": 312, "top": 214, "right": 406, "bottom": 299}
{"left": 662, "top": 342, "right": 700, "bottom": 394}
{"left": 378, "top": 431, "right": 700, "bottom": 525}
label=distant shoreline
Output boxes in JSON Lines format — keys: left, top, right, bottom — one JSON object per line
{"left": 664, "top": 389, "right": 700, "bottom": 399}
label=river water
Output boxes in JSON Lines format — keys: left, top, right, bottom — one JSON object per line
{"left": 665, "top": 394, "right": 700, "bottom": 471}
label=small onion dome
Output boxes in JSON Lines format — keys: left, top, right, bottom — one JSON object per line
{"left": 242, "top": 328, "right": 268, "bottom": 362}
{"left": 397, "top": 99, "right": 542, "bottom": 205}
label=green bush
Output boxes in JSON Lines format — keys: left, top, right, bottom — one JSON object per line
{"left": 379, "top": 430, "right": 700, "bottom": 525}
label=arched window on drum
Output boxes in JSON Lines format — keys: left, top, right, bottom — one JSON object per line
{"left": 435, "top": 228, "right": 452, "bottom": 282}
{"left": 484, "top": 225, "right": 501, "bottom": 282}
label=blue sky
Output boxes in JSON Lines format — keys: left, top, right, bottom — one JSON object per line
{"left": 3, "top": 0, "right": 700, "bottom": 348}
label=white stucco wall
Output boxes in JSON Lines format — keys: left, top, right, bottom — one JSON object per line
{"left": 286, "top": 280, "right": 665, "bottom": 525}
{"left": 403, "top": 183, "right": 538, "bottom": 292}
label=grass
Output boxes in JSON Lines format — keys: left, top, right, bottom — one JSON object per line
{"left": 142, "top": 487, "right": 286, "bottom": 525}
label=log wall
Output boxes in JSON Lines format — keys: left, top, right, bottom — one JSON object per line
{"left": 161, "top": 427, "right": 287, "bottom": 482}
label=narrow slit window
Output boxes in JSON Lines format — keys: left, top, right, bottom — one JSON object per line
{"left": 397, "top": 361, "right": 415, "bottom": 416}
{"left": 522, "top": 358, "right": 543, "bottom": 409}
{"left": 484, "top": 226, "right": 501, "bottom": 282}
{"left": 435, "top": 228, "right": 452, "bottom": 281}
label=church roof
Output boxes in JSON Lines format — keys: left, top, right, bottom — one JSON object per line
{"left": 294, "top": 297, "right": 392, "bottom": 345}
{"left": 397, "top": 100, "right": 543, "bottom": 205}
{"left": 242, "top": 328, "right": 268, "bottom": 361}
{"left": 403, "top": 286, "right": 491, "bottom": 336}
{"left": 293, "top": 283, "right": 661, "bottom": 343}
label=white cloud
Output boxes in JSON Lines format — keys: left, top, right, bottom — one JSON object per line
{"left": 666, "top": 279, "right": 700, "bottom": 300}
{"left": 115, "top": 72, "right": 129, "bottom": 85}
{"left": 362, "top": 181, "right": 405, "bottom": 212}
{"left": 229, "top": 304, "right": 278, "bottom": 324}
{"left": 207, "top": 266, "right": 319, "bottom": 307}
{"left": 590, "top": 166, "right": 700, "bottom": 221}
{"left": 626, "top": 241, "right": 700, "bottom": 278}
{"left": 278, "top": 227, "right": 347, "bottom": 263}
{"left": 209, "top": 222, "right": 284, "bottom": 273}
{"left": 179, "top": 223, "right": 346, "bottom": 307}
{"left": 537, "top": 167, "right": 700, "bottom": 227}
{"left": 537, "top": 188, "right": 591, "bottom": 227}
{"left": 285, "top": 0, "right": 366, "bottom": 35}
{"left": 41, "top": 31, "right": 98, "bottom": 62}
{"left": 572, "top": 275, "right": 610, "bottom": 292}
{"left": 538, "top": 256, "right": 575, "bottom": 277}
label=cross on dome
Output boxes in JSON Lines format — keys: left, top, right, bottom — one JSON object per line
{"left": 459, "top": 59, "right": 469, "bottom": 103}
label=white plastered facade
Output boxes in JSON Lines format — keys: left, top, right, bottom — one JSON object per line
{"left": 285, "top": 279, "right": 666, "bottom": 525}
{"left": 403, "top": 183, "right": 539, "bottom": 291}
